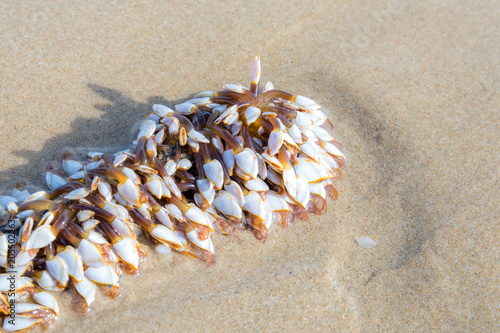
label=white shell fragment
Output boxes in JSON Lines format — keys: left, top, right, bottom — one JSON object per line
{"left": 155, "top": 244, "right": 173, "bottom": 256}
{"left": 355, "top": 236, "right": 377, "bottom": 249}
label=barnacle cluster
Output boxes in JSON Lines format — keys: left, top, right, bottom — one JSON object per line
{"left": 0, "top": 57, "right": 346, "bottom": 331}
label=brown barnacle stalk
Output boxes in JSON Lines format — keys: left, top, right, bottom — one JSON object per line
{"left": 0, "top": 56, "right": 346, "bottom": 332}
{"left": 129, "top": 208, "right": 182, "bottom": 250}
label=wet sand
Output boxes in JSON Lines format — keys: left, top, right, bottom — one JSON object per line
{"left": 0, "top": 1, "right": 499, "bottom": 332}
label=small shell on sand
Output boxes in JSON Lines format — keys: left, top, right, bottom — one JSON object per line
{"left": 355, "top": 236, "right": 376, "bottom": 248}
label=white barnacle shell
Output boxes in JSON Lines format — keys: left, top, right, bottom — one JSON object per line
{"left": 164, "top": 176, "right": 181, "bottom": 199}
{"left": 77, "top": 239, "right": 106, "bottom": 267}
{"left": 312, "top": 126, "right": 334, "bottom": 142}
{"left": 46, "top": 256, "right": 69, "bottom": 287}
{"left": 215, "top": 104, "right": 238, "bottom": 124}
{"left": 168, "top": 117, "right": 180, "bottom": 134}
{"left": 266, "top": 191, "right": 290, "bottom": 212}
{"left": 295, "top": 158, "right": 329, "bottom": 183}
{"left": 64, "top": 188, "right": 90, "bottom": 200}
{"left": 122, "top": 166, "right": 141, "bottom": 184}
{"left": 195, "top": 90, "right": 214, "bottom": 98}
{"left": 224, "top": 181, "right": 245, "bottom": 207}
{"left": 245, "top": 106, "right": 261, "bottom": 125}
{"left": 33, "top": 291, "right": 60, "bottom": 315}
{"left": 214, "top": 191, "right": 243, "bottom": 220}
{"left": 287, "top": 123, "right": 303, "bottom": 144}
{"left": 85, "top": 265, "right": 120, "bottom": 287}
{"left": 155, "top": 207, "right": 174, "bottom": 230}
{"left": 222, "top": 83, "right": 246, "bottom": 93}
{"left": 309, "top": 182, "right": 327, "bottom": 199}
{"left": 186, "top": 229, "right": 214, "bottom": 254}
{"left": 150, "top": 225, "right": 182, "bottom": 248}
{"left": 203, "top": 160, "right": 224, "bottom": 190}
{"left": 113, "top": 237, "right": 139, "bottom": 269}
{"left": 243, "top": 192, "right": 266, "bottom": 219}
{"left": 0, "top": 274, "right": 33, "bottom": 293}
{"left": 187, "top": 137, "right": 200, "bottom": 152}
{"left": 282, "top": 167, "right": 297, "bottom": 198}
{"left": 24, "top": 225, "right": 56, "bottom": 251}
{"left": 235, "top": 148, "right": 258, "bottom": 179}
{"left": 45, "top": 172, "right": 67, "bottom": 191}
{"left": 146, "top": 174, "right": 164, "bottom": 199}
{"left": 245, "top": 178, "right": 269, "bottom": 192}
{"left": 251, "top": 56, "right": 261, "bottom": 84}
{"left": 185, "top": 96, "right": 211, "bottom": 105}
{"left": 175, "top": 102, "right": 197, "bottom": 115}
{"left": 137, "top": 119, "right": 157, "bottom": 139}
{"left": 177, "top": 158, "right": 193, "bottom": 170}
{"left": 185, "top": 205, "right": 212, "bottom": 229}
{"left": 321, "top": 141, "right": 346, "bottom": 159}
{"left": 212, "top": 137, "right": 224, "bottom": 154}
{"left": 35, "top": 270, "right": 63, "bottom": 292}
{"left": 62, "top": 160, "right": 83, "bottom": 176}
{"left": 11, "top": 188, "right": 30, "bottom": 203}
{"left": 3, "top": 314, "right": 43, "bottom": 331}
{"left": 291, "top": 175, "right": 310, "bottom": 209}
{"left": 188, "top": 130, "right": 210, "bottom": 143}
{"left": 197, "top": 179, "right": 215, "bottom": 205}
{"left": 153, "top": 104, "right": 175, "bottom": 117}
{"left": 295, "top": 111, "right": 315, "bottom": 130}
{"left": 75, "top": 276, "right": 96, "bottom": 306}
{"left": 231, "top": 121, "right": 242, "bottom": 136}
{"left": 57, "top": 246, "right": 84, "bottom": 282}
{"left": 68, "top": 170, "right": 85, "bottom": 181}
{"left": 117, "top": 178, "right": 141, "bottom": 206}
{"left": 268, "top": 129, "right": 284, "bottom": 156}
{"left": 222, "top": 149, "right": 235, "bottom": 176}
{"left": 294, "top": 95, "right": 321, "bottom": 110}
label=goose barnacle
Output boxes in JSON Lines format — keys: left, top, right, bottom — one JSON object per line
{"left": 0, "top": 57, "right": 346, "bottom": 331}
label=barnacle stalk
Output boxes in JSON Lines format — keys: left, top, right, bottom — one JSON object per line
{"left": 0, "top": 57, "right": 346, "bottom": 331}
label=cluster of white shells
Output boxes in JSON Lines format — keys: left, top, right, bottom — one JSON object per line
{"left": 0, "top": 57, "right": 346, "bottom": 331}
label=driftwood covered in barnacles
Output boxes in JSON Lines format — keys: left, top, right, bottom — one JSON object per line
{"left": 0, "top": 57, "right": 346, "bottom": 331}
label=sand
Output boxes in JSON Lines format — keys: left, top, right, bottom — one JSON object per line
{"left": 0, "top": 0, "right": 498, "bottom": 331}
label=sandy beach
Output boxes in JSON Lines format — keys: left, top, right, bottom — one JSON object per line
{"left": 1, "top": 0, "right": 498, "bottom": 331}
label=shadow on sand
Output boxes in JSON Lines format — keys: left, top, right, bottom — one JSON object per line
{"left": 0, "top": 84, "right": 188, "bottom": 192}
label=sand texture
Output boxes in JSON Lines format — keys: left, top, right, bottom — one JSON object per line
{"left": 0, "top": 0, "right": 498, "bottom": 332}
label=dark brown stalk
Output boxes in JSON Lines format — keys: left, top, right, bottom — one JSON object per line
{"left": 47, "top": 182, "right": 84, "bottom": 199}
{"left": 253, "top": 89, "right": 294, "bottom": 106}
